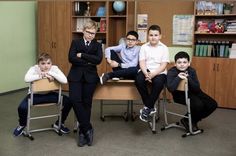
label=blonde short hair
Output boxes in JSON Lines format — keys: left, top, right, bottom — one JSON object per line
{"left": 83, "top": 20, "right": 98, "bottom": 32}
{"left": 37, "top": 53, "right": 52, "bottom": 64}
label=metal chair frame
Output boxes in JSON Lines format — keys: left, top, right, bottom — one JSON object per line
{"left": 23, "top": 79, "right": 63, "bottom": 140}
{"left": 161, "top": 79, "right": 203, "bottom": 137}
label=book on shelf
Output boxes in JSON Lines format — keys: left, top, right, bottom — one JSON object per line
{"left": 76, "top": 18, "right": 91, "bottom": 32}
{"left": 229, "top": 43, "right": 236, "bottom": 59}
{"left": 195, "top": 40, "right": 231, "bottom": 58}
{"left": 100, "top": 18, "right": 106, "bottom": 32}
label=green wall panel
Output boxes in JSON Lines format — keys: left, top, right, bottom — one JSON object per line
{"left": 0, "top": 1, "right": 36, "bottom": 93}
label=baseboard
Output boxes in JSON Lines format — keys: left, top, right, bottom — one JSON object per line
{"left": 0, "top": 88, "right": 28, "bottom": 96}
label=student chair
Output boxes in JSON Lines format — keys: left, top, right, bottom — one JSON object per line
{"left": 161, "top": 79, "right": 203, "bottom": 137}
{"left": 23, "top": 78, "right": 63, "bottom": 140}
{"left": 129, "top": 87, "right": 166, "bottom": 134}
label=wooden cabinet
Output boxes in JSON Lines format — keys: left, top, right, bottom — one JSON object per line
{"left": 38, "top": 0, "right": 71, "bottom": 78}
{"left": 191, "top": 57, "right": 236, "bottom": 108}
{"left": 71, "top": 0, "right": 135, "bottom": 75}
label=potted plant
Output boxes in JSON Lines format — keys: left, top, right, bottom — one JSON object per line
{"left": 224, "top": 3, "right": 234, "bottom": 14}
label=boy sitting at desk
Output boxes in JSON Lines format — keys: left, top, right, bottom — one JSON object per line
{"left": 167, "top": 51, "right": 217, "bottom": 131}
{"left": 100, "top": 31, "right": 140, "bottom": 84}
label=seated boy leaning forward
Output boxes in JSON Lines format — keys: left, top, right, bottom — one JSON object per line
{"left": 100, "top": 30, "right": 141, "bottom": 84}
{"left": 167, "top": 51, "right": 217, "bottom": 131}
{"left": 13, "top": 53, "right": 73, "bottom": 137}
{"left": 135, "top": 25, "right": 169, "bottom": 122}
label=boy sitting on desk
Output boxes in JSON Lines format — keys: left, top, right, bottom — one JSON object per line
{"left": 100, "top": 31, "right": 140, "bottom": 84}
{"left": 167, "top": 51, "right": 217, "bottom": 131}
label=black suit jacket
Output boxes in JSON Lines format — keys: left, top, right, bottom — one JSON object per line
{"left": 68, "top": 39, "right": 103, "bottom": 83}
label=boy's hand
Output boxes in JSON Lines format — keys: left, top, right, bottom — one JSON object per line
{"left": 40, "top": 72, "right": 47, "bottom": 78}
{"left": 145, "top": 69, "right": 152, "bottom": 82}
{"left": 45, "top": 73, "right": 54, "bottom": 82}
{"left": 109, "top": 60, "right": 119, "bottom": 68}
{"left": 77, "top": 53, "right": 82, "bottom": 58}
{"left": 107, "top": 58, "right": 112, "bottom": 64}
{"left": 178, "top": 72, "right": 188, "bottom": 80}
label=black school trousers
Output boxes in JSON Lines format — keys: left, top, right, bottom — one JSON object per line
{"left": 172, "top": 90, "right": 218, "bottom": 123}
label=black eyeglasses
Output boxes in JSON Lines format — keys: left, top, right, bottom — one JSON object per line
{"left": 126, "top": 38, "right": 137, "bottom": 42}
{"left": 85, "top": 30, "right": 96, "bottom": 36}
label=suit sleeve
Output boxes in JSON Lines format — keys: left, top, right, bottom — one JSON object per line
{"left": 188, "top": 69, "right": 201, "bottom": 92}
{"left": 68, "top": 40, "right": 87, "bottom": 65}
{"left": 81, "top": 43, "right": 103, "bottom": 65}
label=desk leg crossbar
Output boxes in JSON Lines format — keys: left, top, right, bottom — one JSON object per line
{"left": 100, "top": 100, "right": 130, "bottom": 121}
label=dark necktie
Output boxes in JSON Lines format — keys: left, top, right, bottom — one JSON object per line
{"left": 86, "top": 41, "right": 89, "bottom": 49}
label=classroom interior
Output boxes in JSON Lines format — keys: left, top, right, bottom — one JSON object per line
{"left": 0, "top": 0, "right": 235, "bottom": 156}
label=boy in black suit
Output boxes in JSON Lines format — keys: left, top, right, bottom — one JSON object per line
{"left": 167, "top": 51, "right": 217, "bottom": 131}
{"left": 68, "top": 20, "right": 103, "bottom": 147}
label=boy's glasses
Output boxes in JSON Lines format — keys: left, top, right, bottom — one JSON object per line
{"left": 126, "top": 38, "right": 137, "bottom": 42}
{"left": 85, "top": 30, "right": 96, "bottom": 36}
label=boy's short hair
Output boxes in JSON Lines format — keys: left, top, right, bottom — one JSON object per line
{"left": 83, "top": 20, "right": 98, "bottom": 32}
{"left": 148, "top": 25, "right": 161, "bottom": 34}
{"left": 37, "top": 53, "right": 52, "bottom": 63}
{"left": 174, "top": 51, "right": 190, "bottom": 62}
{"left": 126, "top": 31, "right": 139, "bottom": 39}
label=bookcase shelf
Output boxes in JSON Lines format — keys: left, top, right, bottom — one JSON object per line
{"left": 193, "top": 0, "right": 236, "bottom": 58}
{"left": 194, "top": 32, "right": 236, "bottom": 35}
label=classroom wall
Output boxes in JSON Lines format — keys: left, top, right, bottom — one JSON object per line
{"left": 0, "top": 1, "right": 36, "bottom": 94}
{"left": 136, "top": 0, "right": 194, "bottom": 60}
{"left": 0, "top": 0, "right": 193, "bottom": 93}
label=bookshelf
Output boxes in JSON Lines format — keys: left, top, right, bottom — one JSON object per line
{"left": 193, "top": 0, "right": 236, "bottom": 57}
{"left": 71, "top": 0, "right": 135, "bottom": 75}
{"left": 191, "top": 0, "right": 236, "bottom": 108}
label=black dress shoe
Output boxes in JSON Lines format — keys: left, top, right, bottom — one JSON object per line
{"left": 85, "top": 128, "right": 94, "bottom": 146}
{"left": 192, "top": 122, "right": 199, "bottom": 132}
{"left": 181, "top": 118, "right": 200, "bottom": 132}
{"left": 77, "top": 132, "right": 87, "bottom": 147}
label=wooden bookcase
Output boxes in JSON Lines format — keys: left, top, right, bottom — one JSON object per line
{"left": 192, "top": 0, "right": 236, "bottom": 108}
{"left": 193, "top": 0, "right": 236, "bottom": 57}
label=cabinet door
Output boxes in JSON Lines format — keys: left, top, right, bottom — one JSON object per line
{"left": 53, "top": 1, "right": 71, "bottom": 76}
{"left": 38, "top": 1, "right": 54, "bottom": 57}
{"left": 215, "top": 59, "right": 236, "bottom": 108}
{"left": 191, "top": 57, "right": 216, "bottom": 99}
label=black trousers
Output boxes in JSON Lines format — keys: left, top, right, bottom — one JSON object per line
{"left": 108, "top": 50, "right": 139, "bottom": 79}
{"left": 69, "top": 81, "right": 97, "bottom": 134}
{"left": 172, "top": 90, "right": 218, "bottom": 123}
{"left": 135, "top": 71, "right": 166, "bottom": 109}
{"left": 18, "top": 92, "right": 72, "bottom": 126}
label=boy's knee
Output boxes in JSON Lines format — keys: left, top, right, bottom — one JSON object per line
{"left": 18, "top": 104, "right": 28, "bottom": 112}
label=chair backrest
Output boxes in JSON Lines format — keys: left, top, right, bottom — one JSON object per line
{"left": 176, "top": 79, "right": 189, "bottom": 104}
{"left": 29, "top": 79, "right": 62, "bottom": 106}
{"left": 176, "top": 79, "right": 188, "bottom": 91}
{"left": 31, "top": 78, "right": 60, "bottom": 92}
